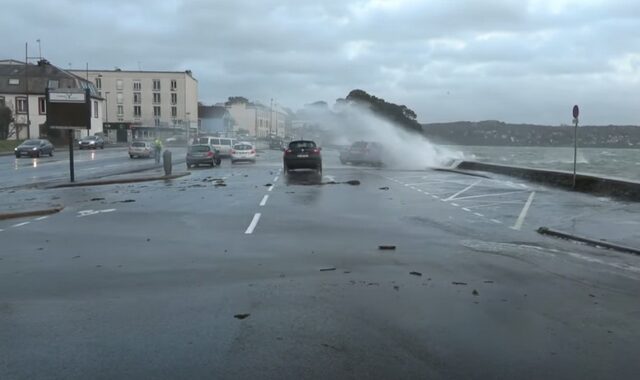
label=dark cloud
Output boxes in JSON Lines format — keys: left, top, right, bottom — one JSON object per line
{"left": 1, "top": 0, "right": 639, "bottom": 124}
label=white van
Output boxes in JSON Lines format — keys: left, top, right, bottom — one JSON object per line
{"left": 195, "top": 136, "right": 236, "bottom": 157}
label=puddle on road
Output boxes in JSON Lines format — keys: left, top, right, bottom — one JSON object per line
{"left": 460, "top": 239, "right": 556, "bottom": 257}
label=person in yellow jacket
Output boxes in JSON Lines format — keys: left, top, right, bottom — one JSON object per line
{"left": 153, "top": 138, "right": 163, "bottom": 163}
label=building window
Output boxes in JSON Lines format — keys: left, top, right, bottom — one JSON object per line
{"left": 154, "top": 118, "right": 161, "bottom": 126}
{"left": 47, "top": 79, "right": 59, "bottom": 89}
{"left": 95, "top": 77, "right": 101, "bottom": 89}
{"left": 153, "top": 79, "right": 161, "bottom": 91}
{"left": 171, "top": 106, "right": 177, "bottom": 117}
{"left": 38, "top": 97, "right": 46, "bottom": 114}
{"left": 153, "top": 93, "right": 161, "bottom": 104}
{"left": 117, "top": 105, "right": 124, "bottom": 116}
{"left": 0, "top": 96, "right": 5, "bottom": 106}
{"left": 94, "top": 100, "right": 99, "bottom": 118}
{"left": 133, "top": 105, "right": 141, "bottom": 118}
{"left": 133, "top": 92, "right": 141, "bottom": 104}
{"left": 98, "top": 91, "right": 102, "bottom": 97}
{"left": 170, "top": 79, "right": 177, "bottom": 90}
{"left": 153, "top": 106, "right": 161, "bottom": 117}
{"left": 16, "top": 97, "right": 27, "bottom": 113}
{"left": 8, "top": 78, "right": 19, "bottom": 85}
{"left": 117, "top": 93, "right": 123, "bottom": 104}
{"left": 116, "top": 79, "right": 123, "bottom": 90}
{"left": 133, "top": 80, "right": 141, "bottom": 91}
{"left": 171, "top": 93, "right": 177, "bottom": 104}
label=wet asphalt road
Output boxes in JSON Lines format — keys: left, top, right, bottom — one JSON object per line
{"left": 0, "top": 146, "right": 186, "bottom": 189}
{"left": 1, "top": 149, "right": 640, "bottom": 379}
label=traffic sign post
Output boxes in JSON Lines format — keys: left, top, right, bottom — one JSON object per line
{"left": 45, "top": 88, "right": 91, "bottom": 182}
{"left": 572, "top": 105, "right": 579, "bottom": 189}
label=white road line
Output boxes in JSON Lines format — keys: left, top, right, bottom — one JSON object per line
{"left": 462, "top": 208, "right": 471, "bottom": 212}
{"left": 451, "top": 203, "right": 460, "bottom": 207}
{"left": 432, "top": 195, "right": 439, "bottom": 199}
{"left": 268, "top": 185, "right": 274, "bottom": 192}
{"left": 34, "top": 216, "right": 49, "bottom": 221}
{"left": 474, "top": 212, "right": 484, "bottom": 217}
{"left": 490, "top": 219, "right": 503, "bottom": 224}
{"left": 416, "top": 189, "right": 423, "bottom": 192}
{"left": 511, "top": 191, "right": 536, "bottom": 231}
{"left": 101, "top": 209, "right": 117, "bottom": 213}
{"left": 273, "top": 176, "right": 279, "bottom": 182}
{"left": 464, "top": 201, "right": 525, "bottom": 209}
{"left": 452, "top": 190, "right": 527, "bottom": 201}
{"left": 245, "top": 213, "right": 262, "bottom": 234}
{"left": 0, "top": 229, "right": 4, "bottom": 232}
{"left": 404, "top": 184, "right": 410, "bottom": 187}
{"left": 260, "top": 194, "right": 269, "bottom": 206}
{"left": 12, "top": 222, "right": 30, "bottom": 228}
{"left": 444, "top": 179, "right": 482, "bottom": 201}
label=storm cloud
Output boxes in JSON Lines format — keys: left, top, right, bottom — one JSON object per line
{"left": 2, "top": 0, "right": 640, "bottom": 124}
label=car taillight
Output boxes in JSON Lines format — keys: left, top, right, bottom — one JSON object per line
{"left": 231, "top": 149, "right": 236, "bottom": 154}
{"left": 285, "top": 149, "right": 292, "bottom": 155}
{"left": 251, "top": 149, "right": 256, "bottom": 154}
{"left": 312, "top": 148, "right": 320, "bottom": 154}
{"left": 207, "top": 151, "right": 214, "bottom": 157}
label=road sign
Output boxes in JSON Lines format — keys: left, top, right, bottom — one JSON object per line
{"left": 573, "top": 105, "right": 579, "bottom": 119}
{"left": 46, "top": 88, "right": 91, "bottom": 130}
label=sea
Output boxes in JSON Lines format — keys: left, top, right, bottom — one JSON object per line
{"left": 445, "top": 146, "right": 640, "bottom": 182}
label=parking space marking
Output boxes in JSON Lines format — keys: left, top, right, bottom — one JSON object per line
{"left": 245, "top": 213, "right": 261, "bottom": 234}
{"left": 474, "top": 212, "right": 484, "bottom": 217}
{"left": 464, "top": 201, "right": 526, "bottom": 209}
{"left": 451, "top": 203, "right": 460, "bottom": 207}
{"left": 462, "top": 208, "right": 471, "bottom": 212}
{"left": 511, "top": 191, "right": 536, "bottom": 231}
{"left": 12, "top": 222, "right": 30, "bottom": 228}
{"left": 267, "top": 185, "right": 274, "bottom": 192}
{"left": 273, "top": 176, "right": 279, "bottom": 182}
{"left": 444, "top": 179, "right": 482, "bottom": 201}
{"left": 490, "top": 219, "right": 503, "bottom": 224}
{"left": 260, "top": 195, "right": 269, "bottom": 206}
{"left": 432, "top": 195, "right": 439, "bottom": 199}
{"left": 34, "top": 216, "right": 49, "bottom": 221}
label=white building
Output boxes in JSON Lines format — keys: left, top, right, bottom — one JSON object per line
{"left": 0, "top": 59, "right": 103, "bottom": 140}
{"left": 70, "top": 68, "right": 198, "bottom": 141}
{"left": 221, "top": 100, "right": 287, "bottom": 138}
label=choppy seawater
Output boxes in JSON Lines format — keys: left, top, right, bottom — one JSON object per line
{"left": 445, "top": 146, "right": 640, "bottom": 181}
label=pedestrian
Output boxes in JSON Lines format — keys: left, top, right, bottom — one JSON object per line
{"left": 154, "top": 138, "right": 163, "bottom": 163}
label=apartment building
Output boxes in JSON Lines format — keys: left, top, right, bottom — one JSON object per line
{"left": 0, "top": 59, "right": 103, "bottom": 140}
{"left": 70, "top": 68, "right": 198, "bottom": 141}
{"left": 222, "top": 101, "right": 287, "bottom": 138}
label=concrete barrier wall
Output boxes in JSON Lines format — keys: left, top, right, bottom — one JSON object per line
{"left": 456, "top": 161, "right": 640, "bottom": 201}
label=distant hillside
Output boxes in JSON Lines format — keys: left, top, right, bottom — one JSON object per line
{"left": 422, "top": 121, "right": 640, "bottom": 147}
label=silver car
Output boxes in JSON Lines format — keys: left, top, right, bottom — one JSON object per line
{"left": 128, "top": 141, "right": 156, "bottom": 159}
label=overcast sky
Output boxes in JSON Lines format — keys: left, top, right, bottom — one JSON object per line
{"left": 2, "top": 0, "right": 640, "bottom": 124}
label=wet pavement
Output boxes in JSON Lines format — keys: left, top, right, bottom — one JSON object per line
{"left": 1, "top": 149, "right": 639, "bottom": 379}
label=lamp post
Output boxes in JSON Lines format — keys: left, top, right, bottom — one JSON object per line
{"left": 104, "top": 92, "right": 110, "bottom": 123}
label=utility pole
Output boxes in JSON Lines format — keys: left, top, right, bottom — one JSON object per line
{"left": 572, "top": 105, "right": 580, "bottom": 189}
{"left": 270, "top": 98, "right": 273, "bottom": 137}
{"left": 37, "top": 39, "right": 42, "bottom": 59}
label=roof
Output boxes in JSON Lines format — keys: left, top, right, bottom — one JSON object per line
{"left": 0, "top": 59, "right": 100, "bottom": 97}
{"left": 0, "top": 59, "right": 25, "bottom": 65}
{"left": 199, "top": 105, "right": 230, "bottom": 119}
{"left": 71, "top": 68, "right": 197, "bottom": 80}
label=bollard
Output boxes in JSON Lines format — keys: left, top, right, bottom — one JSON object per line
{"left": 163, "top": 150, "right": 172, "bottom": 176}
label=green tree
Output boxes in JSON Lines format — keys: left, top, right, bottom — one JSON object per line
{"left": 225, "top": 96, "right": 249, "bottom": 106}
{"left": 0, "top": 104, "right": 13, "bottom": 140}
{"left": 345, "top": 89, "right": 422, "bottom": 133}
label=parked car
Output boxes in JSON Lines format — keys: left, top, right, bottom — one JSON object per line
{"left": 186, "top": 144, "right": 220, "bottom": 168}
{"left": 340, "top": 141, "right": 385, "bottom": 166}
{"left": 231, "top": 142, "right": 257, "bottom": 164}
{"left": 283, "top": 140, "right": 322, "bottom": 174}
{"left": 14, "top": 139, "right": 54, "bottom": 158}
{"left": 195, "top": 137, "right": 236, "bottom": 157}
{"left": 269, "top": 139, "right": 284, "bottom": 150}
{"left": 128, "top": 141, "right": 156, "bottom": 159}
{"left": 78, "top": 135, "right": 105, "bottom": 150}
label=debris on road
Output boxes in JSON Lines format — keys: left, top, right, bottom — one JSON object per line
{"left": 320, "top": 267, "right": 337, "bottom": 272}
{"left": 393, "top": 285, "right": 400, "bottom": 291}
{"left": 472, "top": 289, "right": 479, "bottom": 296}
{"left": 409, "top": 271, "right": 422, "bottom": 276}
{"left": 452, "top": 282, "right": 468, "bottom": 286}
{"left": 146, "top": 238, "right": 151, "bottom": 242}
{"left": 90, "top": 197, "right": 105, "bottom": 201}
{"left": 379, "top": 187, "right": 389, "bottom": 190}
{"left": 378, "top": 245, "right": 396, "bottom": 250}
{"left": 234, "top": 313, "right": 250, "bottom": 320}
{"left": 119, "top": 199, "right": 136, "bottom": 203}
{"left": 264, "top": 183, "right": 272, "bottom": 187}
{"left": 345, "top": 180, "right": 360, "bottom": 186}
{"left": 484, "top": 280, "right": 494, "bottom": 284}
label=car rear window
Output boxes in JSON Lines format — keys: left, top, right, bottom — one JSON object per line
{"left": 23, "top": 140, "right": 40, "bottom": 146}
{"left": 220, "top": 139, "right": 232, "bottom": 146}
{"left": 190, "top": 145, "right": 211, "bottom": 152}
{"left": 196, "top": 138, "right": 209, "bottom": 144}
{"left": 132, "top": 142, "right": 146, "bottom": 147}
{"left": 234, "top": 144, "right": 252, "bottom": 150}
{"left": 289, "top": 141, "right": 316, "bottom": 149}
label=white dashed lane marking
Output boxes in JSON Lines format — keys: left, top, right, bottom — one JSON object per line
{"left": 474, "top": 212, "right": 484, "bottom": 217}
{"left": 268, "top": 185, "right": 274, "bottom": 192}
{"left": 12, "top": 222, "right": 30, "bottom": 228}
{"left": 260, "top": 195, "right": 269, "bottom": 206}
{"left": 273, "top": 176, "right": 279, "bottom": 182}
{"left": 245, "top": 213, "right": 261, "bottom": 234}
{"left": 34, "top": 216, "right": 49, "bottom": 221}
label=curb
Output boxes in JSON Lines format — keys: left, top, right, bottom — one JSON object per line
{"left": 537, "top": 227, "right": 640, "bottom": 256}
{"left": 48, "top": 172, "right": 191, "bottom": 188}
{"left": 0, "top": 205, "right": 64, "bottom": 221}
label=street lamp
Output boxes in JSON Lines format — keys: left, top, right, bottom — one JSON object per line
{"left": 104, "top": 92, "right": 110, "bottom": 123}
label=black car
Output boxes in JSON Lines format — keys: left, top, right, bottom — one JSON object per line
{"left": 78, "top": 135, "right": 105, "bottom": 149}
{"left": 186, "top": 144, "right": 221, "bottom": 168}
{"left": 14, "top": 139, "right": 55, "bottom": 158}
{"left": 340, "top": 141, "right": 385, "bottom": 166}
{"left": 283, "top": 140, "right": 322, "bottom": 174}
